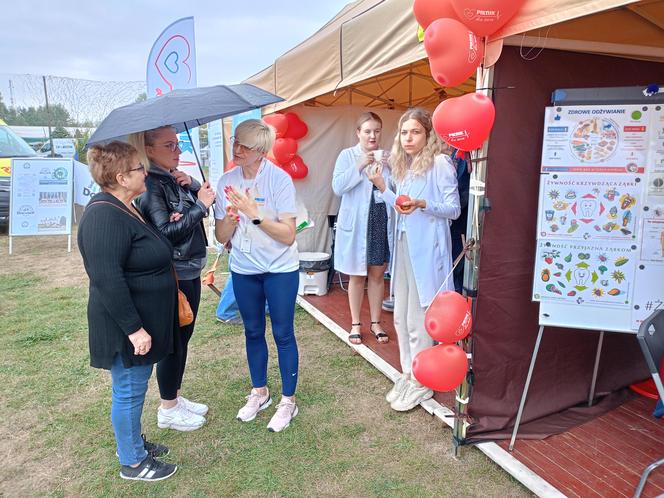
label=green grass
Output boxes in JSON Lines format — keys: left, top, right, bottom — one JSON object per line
{"left": 0, "top": 243, "right": 531, "bottom": 497}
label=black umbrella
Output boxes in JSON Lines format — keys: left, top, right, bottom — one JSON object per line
{"left": 87, "top": 84, "right": 284, "bottom": 179}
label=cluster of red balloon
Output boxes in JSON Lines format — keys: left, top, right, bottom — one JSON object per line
{"left": 412, "top": 291, "right": 472, "bottom": 392}
{"left": 263, "top": 113, "right": 310, "bottom": 180}
{"left": 416, "top": 0, "right": 525, "bottom": 151}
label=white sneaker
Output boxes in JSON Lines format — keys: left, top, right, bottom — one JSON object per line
{"left": 178, "top": 396, "right": 208, "bottom": 416}
{"left": 237, "top": 388, "right": 272, "bottom": 422}
{"left": 267, "top": 398, "right": 298, "bottom": 433}
{"left": 390, "top": 382, "right": 433, "bottom": 412}
{"left": 157, "top": 403, "right": 206, "bottom": 431}
{"left": 385, "top": 374, "right": 409, "bottom": 404}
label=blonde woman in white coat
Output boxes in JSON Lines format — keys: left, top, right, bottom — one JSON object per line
{"left": 332, "top": 112, "right": 392, "bottom": 345}
{"left": 368, "top": 108, "right": 460, "bottom": 412}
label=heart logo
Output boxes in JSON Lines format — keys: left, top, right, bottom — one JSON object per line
{"left": 452, "top": 0, "right": 526, "bottom": 36}
{"left": 154, "top": 35, "right": 192, "bottom": 93}
{"left": 432, "top": 93, "right": 496, "bottom": 151}
{"left": 164, "top": 51, "right": 180, "bottom": 74}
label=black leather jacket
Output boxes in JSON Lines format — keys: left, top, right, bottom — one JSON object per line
{"left": 137, "top": 166, "right": 208, "bottom": 263}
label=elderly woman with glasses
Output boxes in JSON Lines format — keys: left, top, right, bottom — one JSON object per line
{"left": 214, "top": 119, "right": 300, "bottom": 433}
{"left": 128, "top": 126, "right": 216, "bottom": 432}
{"left": 78, "top": 141, "right": 178, "bottom": 481}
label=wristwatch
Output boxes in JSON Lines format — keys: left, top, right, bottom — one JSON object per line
{"left": 251, "top": 217, "right": 263, "bottom": 225}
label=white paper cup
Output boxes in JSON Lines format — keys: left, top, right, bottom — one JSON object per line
{"left": 373, "top": 149, "right": 383, "bottom": 162}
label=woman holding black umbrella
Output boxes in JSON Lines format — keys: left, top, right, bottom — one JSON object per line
{"left": 129, "top": 126, "right": 216, "bottom": 432}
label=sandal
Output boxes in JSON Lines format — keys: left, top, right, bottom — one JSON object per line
{"left": 348, "top": 322, "right": 362, "bottom": 345}
{"left": 370, "top": 321, "right": 389, "bottom": 344}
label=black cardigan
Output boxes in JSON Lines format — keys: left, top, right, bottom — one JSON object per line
{"left": 77, "top": 192, "right": 177, "bottom": 369}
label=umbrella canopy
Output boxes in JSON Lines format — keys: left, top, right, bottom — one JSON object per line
{"left": 87, "top": 84, "right": 284, "bottom": 145}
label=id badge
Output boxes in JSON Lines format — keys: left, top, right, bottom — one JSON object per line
{"left": 240, "top": 236, "right": 252, "bottom": 253}
{"left": 373, "top": 189, "right": 385, "bottom": 204}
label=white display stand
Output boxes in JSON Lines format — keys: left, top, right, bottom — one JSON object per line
{"left": 9, "top": 158, "right": 74, "bottom": 255}
{"left": 510, "top": 100, "right": 664, "bottom": 450}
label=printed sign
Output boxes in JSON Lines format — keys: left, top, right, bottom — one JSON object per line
{"left": 537, "top": 174, "right": 640, "bottom": 241}
{"left": 10, "top": 158, "right": 73, "bottom": 236}
{"left": 533, "top": 239, "right": 636, "bottom": 307}
{"left": 541, "top": 105, "right": 650, "bottom": 174}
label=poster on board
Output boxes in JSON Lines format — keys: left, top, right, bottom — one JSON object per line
{"left": 533, "top": 239, "right": 637, "bottom": 307}
{"left": 10, "top": 158, "right": 73, "bottom": 236}
{"left": 537, "top": 173, "right": 640, "bottom": 241}
{"left": 639, "top": 217, "right": 664, "bottom": 263}
{"left": 541, "top": 105, "right": 650, "bottom": 174}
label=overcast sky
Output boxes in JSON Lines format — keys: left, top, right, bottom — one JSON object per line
{"left": 0, "top": 0, "right": 349, "bottom": 108}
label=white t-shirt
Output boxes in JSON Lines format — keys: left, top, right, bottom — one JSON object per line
{"left": 214, "top": 159, "right": 299, "bottom": 275}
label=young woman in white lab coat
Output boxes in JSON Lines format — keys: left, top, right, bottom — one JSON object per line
{"left": 332, "top": 112, "right": 392, "bottom": 345}
{"left": 368, "top": 108, "right": 460, "bottom": 412}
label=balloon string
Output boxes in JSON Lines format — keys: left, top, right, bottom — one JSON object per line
{"left": 425, "top": 238, "right": 476, "bottom": 313}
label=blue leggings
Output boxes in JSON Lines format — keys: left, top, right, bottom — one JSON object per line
{"left": 232, "top": 270, "right": 299, "bottom": 396}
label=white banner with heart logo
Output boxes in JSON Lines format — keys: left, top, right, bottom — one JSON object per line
{"left": 146, "top": 17, "right": 202, "bottom": 182}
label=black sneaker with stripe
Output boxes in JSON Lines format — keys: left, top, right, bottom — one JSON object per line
{"left": 120, "top": 455, "right": 177, "bottom": 481}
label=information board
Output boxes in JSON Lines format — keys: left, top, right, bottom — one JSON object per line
{"left": 9, "top": 158, "right": 74, "bottom": 237}
{"left": 533, "top": 104, "right": 664, "bottom": 332}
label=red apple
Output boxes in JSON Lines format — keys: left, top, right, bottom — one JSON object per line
{"left": 396, "top": 195, "right": 411, "bottom": 208}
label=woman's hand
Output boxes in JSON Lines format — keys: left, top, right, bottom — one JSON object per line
{"left": 128, "top": 327, "right": 152, "bottom": 356}
{"left": 396, "top": 198, "right": 425, "bottom": 215}
{"left": 224, "top": 185, "right": 258, "bottom": 219}
{"left": 225, "top": 205, "right": 240, "bottom": 225}
{"left": 198, "top": 181, "right": 216, "bottom": 208}
{"left": 172, "top": 170, "right": 192, "bottom": 187}
{"left": 367, "top": 164, "right": 386, "bottom": 192}
{"left": 169, "top": 212, "right": 183, "bottom": 222}
{"left": 357, "top": 152, "right": 375, "bottom": 172}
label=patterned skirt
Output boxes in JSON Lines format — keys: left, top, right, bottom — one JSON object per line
{"left": 366, "top": 186, "right": 390, "bottom": 266}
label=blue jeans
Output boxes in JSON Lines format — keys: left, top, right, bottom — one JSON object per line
{"left": 110, "top": 353, "right": 153, "bottom": 466}
{"left": 232, "top": 270, "right": 299, "bottom": 396}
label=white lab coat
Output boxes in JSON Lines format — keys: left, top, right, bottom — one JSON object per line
{"left": 382, "top": 154, "right": 461, "bottom": 307}
{"left": 332, "top": 144, "right": 394, "bottom": 276}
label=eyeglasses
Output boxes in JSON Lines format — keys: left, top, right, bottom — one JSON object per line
{"left": 127, "top": 164, "right": 146, "bottom": 173}
{"left": 230, "top": 137, "right": 255, "bottom": 153}
{"left": 152, "top": 141, "right": 183, "bottom": 152}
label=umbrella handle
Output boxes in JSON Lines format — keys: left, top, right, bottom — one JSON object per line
{"left": 184, "top": 122, "right": 207, "bottom": 182}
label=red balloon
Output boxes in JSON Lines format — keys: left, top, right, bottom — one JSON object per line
{"left": 451, "top": 0, "right": 526, "bottom": 37}
{"left": 413, "top": 0, "right": 458, "bottom": 30}
{"left": 264, "top": 114, "right": 289, "bottom": 139}
{"left": 412, "top": 344, "right": 468, "bottom": 392}
{"left": 282, "top": 155, "right": 309, "bottom": 180}
{"left": 425, "top": 291, "right": 472, "bottom": 343}
{"left": 272, "top": 137, "right": 298, "bottom": 164}
{"left": 424, "top": 18, "right": 483, "bottom": 88}
{"left": 267, "top": 151, "right": 281, "bottom": 166}
{"left": 224, "top": 159, "right": 236, "bottom": 172}
{"left": 432, "top": 93, "right": 495, "bottom": 151}
{"left": 283, "top": 112, "right": 308, "bottom": 140}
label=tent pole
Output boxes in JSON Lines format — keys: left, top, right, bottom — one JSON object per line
{"left": 184, "top": 122, "right": 206, "bottom": 182}
{"left": 409, "top": 64, "right": 413, "bottom": 107}
{"left": 453, "top": 64, "right": 495, "bottom": 456}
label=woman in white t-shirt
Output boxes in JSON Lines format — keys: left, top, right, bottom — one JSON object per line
{"left": 214, "top": 119, "right": 299, "bottom": 433}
